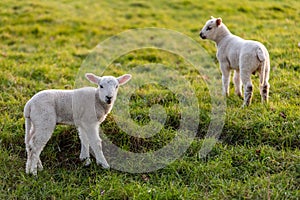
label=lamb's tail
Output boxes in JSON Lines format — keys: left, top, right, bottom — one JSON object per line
{"left": 24, "top": 103, "right": 32, "bottom": 146}
{"left": 256, "top": 46, "right": 268, "bottom": 87}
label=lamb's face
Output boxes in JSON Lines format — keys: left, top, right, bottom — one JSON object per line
{"left": 199, "top": 17, "right": 222, "bottom": 40}
{"left": 98, "top": 77, "right": 119, "bottom": 104}
{"left": 85, "top": 73, "right": 132, "bottom": 105}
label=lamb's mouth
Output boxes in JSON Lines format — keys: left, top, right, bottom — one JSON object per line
{"left": 105, "top": 96, "right": 113, "bottom": 104}
{"left": 199, "top": 32, "right": 206, "bottom": 39}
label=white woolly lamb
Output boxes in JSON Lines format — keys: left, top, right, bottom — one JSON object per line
{"left": 24, "top": 73, "right": 132, "bottom": 175}
{"left": 200, "top": 17, "right": 270, "bottom": 107}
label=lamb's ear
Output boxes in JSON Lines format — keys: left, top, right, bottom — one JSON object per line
{"left": 85, "top": 73, "right": 100, "bottom": 84}
{"left": 117, "top": 74, "right": 132, "bottom": 85}
{"left": 210, "top": 16, "right": 215, "bottom": 19}
{"left": 216, "top": 18, "right": 222, "bottom": 26}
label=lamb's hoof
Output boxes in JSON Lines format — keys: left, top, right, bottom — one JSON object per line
{"left": 223, "top": 92, "right": 229, "bottom": 97}
{"left": 83, "top": 158, "right": 91, "bottom": 166}
{"left": 97, "top": 161, "right": 110, "bottom": 169}
{"left": 241, "top": 103, "right": 250, "bottom": 108}
{"left": 236, "top": 93, "right": 243, "bottom": 99}
{"left": 102, "top": 164, "right": 110, "bottom": 169}
{"left": 28, "top": 169, "right": 37, "bottom": 176}
{"left": 37, "top": 164, "right": 43, "bottom": 171}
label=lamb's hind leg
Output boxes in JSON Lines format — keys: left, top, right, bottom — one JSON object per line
{"left": 233, "top": 70, "right": 242, "bottom": 98}
{"left": 25, "top": 123, "right": 34, "bottom": 174}
{"left": 241, "top": 71, "right": 253, "bottom": 107}
{"left": 259, "top": 65, "right": 270, "bottom": 103}
{"left": 26, "top": 122, "right": 55, "bottom": 175}
{"left": 81, "top": 123, "right": 109, "bottom": 169}
{"left": 261, "top": 83, "right": 270, "bottom": 103}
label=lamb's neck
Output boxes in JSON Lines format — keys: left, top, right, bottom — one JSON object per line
{"left": 215, "top": 24, "right": 231, "bottom": 46}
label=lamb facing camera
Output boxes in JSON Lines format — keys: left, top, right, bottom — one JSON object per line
{"left": 200, "top": 17, "right": 270, "bottom": 107}
{"left": 24, "top": 73, "right": 132, "bottom": 175}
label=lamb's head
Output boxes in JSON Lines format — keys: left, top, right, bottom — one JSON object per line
{"left": 199, "top": 16, "right": 223, "bottom": 41}
{"left": 85, "top": 73, "right": 132, "bottom": 104}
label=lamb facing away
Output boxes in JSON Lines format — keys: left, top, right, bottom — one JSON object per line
{"left": 199, "top": 17, "right": 270, "bottom": 107}
{"left": 24, "top": 73, "right": 132, "bottom": 175}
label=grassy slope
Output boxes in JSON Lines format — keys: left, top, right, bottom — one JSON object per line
{"left": 0, "top": 0, "right": 299, "bottom": 199}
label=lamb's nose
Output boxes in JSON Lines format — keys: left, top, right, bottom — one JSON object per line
{"left": 106, "top": 96, "right": 112, "bottom": 104}
{"left": 199, "top": 32, "right": 206, "bottom": 39}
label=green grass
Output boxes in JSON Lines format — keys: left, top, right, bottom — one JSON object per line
{"left": 0, "top": 0, "right": 300, "bottom": 199}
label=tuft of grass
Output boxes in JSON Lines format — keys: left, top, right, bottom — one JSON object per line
{"left": 0, "top": 0, "right": 299, "bottom": 199}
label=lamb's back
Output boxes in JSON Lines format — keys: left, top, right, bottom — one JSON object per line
{"left": 25, "top": 90, "right": 74, "bottom": 124}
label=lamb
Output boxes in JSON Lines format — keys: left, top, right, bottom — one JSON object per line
{"left": 24, "top": 73, "right": 132, "bottom": 175}
{"left": 199, "top": 17, "right": 270, "bottom": 107}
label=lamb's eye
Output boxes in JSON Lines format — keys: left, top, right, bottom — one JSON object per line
{"left": 100, "top": 85, "right": 104, "bottom": 88}
{"left": 206, "top": 26, "right": 212, "bottom": 31}
{"left": 116, "top": 85, "right": 119, "bottom": 89}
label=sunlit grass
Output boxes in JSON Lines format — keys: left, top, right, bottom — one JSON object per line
{"left": 0, "top": 0, "right": 299, "bottom": 199}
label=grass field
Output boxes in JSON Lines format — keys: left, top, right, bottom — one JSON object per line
{"left": 0, "top": 0, "right": 300, "bottom": 199}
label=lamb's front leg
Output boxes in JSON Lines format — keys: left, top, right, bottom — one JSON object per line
{"left": 220, "top": 64, "right": 231, "bottom": 96}
{"left": 78, "top": 127, "right": 91, "bottom": 166}
{"left": 83, "top": 124, "right": 110, "bottom": 169}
